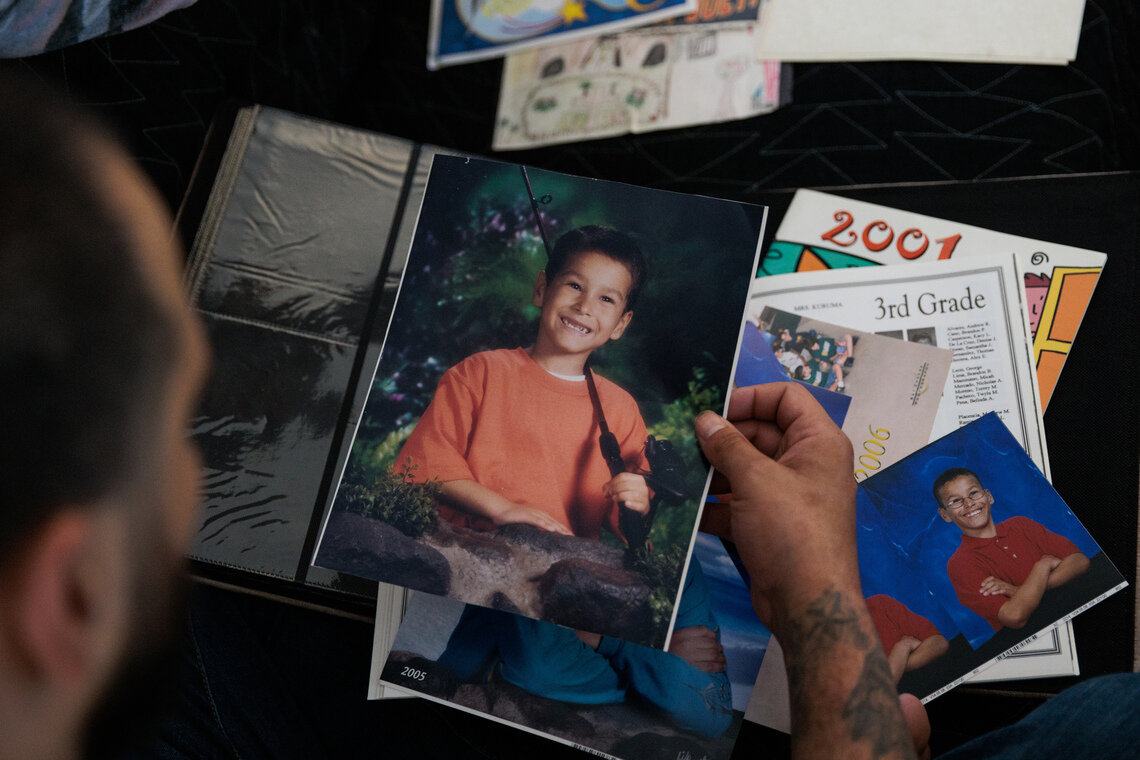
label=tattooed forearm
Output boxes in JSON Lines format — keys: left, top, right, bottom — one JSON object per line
{"left": 781, "top": 587, "right": 916, "bottom": 760}
{"left": 787, "top": 587, "right": 874, "bottom": 652}
{"left": 844, "top": 642, "right": 913, "bottom": 756}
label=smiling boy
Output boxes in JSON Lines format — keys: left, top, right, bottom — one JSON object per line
{"left": 934, "top": 467, "right": 1090, "bottom": 630}
{"left": 396, "top": 226, "right": 652, "bottom": 540}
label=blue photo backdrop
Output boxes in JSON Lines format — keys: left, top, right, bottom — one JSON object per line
{"left": 858, "top": 413, "right": 1101, "bottom": 648}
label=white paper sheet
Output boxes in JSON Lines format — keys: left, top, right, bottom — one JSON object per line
{"left": 755, "top": 0, "right": 1087, "bottom": 65}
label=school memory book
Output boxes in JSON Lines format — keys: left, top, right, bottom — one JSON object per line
{"left": 764, "top": 189, "right": 1107, "bottom": 411}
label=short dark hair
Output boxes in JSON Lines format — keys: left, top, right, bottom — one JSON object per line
{"left": 932, "top": 467, "right": 982, "bottom": 507}
{"left": 544, "top": 225, "right": 648, "bottom": 311}
{"left": 0, "top": 73, "right": 181, "bottom": 559}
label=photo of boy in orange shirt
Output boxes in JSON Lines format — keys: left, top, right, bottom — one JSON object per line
{"left": 397, "top": 226, "right": 652, "bottom": 540}
{"left": 315, "top": 155, "right": 764, "bottom": 647}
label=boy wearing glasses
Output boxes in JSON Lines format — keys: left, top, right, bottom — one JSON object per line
{"left": 934, "top": 467, "right": 1089, "bottom": 631}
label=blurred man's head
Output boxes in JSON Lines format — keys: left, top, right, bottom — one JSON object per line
{"left": 0, "top": 73, "right": 208, "bottom": 760}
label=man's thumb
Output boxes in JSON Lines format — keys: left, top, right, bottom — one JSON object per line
{"left": 694, "top": 411, "right": 769, "bottom": 481}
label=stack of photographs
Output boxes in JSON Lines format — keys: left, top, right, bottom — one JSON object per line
{"left": 312, "top": 154, "right": 769, "bottom": 758}
{"left": 310, "top": 161, "right": 1123, "bottom": 758}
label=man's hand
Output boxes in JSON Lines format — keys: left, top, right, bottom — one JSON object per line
{"left": 694, "top": 383, "right": 857, "bottom": 629}
{"left": 666, "top": 625, "right": 726, "bottom": 673}
{"left": 899, "top": 694, "right": 931, "bottom": 760}
{"left": 695, "top": 384, "right": 916, "bottom": 760}
{"left": 604, "top": 472, "right": 650, "bottom": 515}
{"left": 980, "top": 576, "right": 1018, "bottom": 597}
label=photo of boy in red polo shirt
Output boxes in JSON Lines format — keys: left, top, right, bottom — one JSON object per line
{"left": 934, "top": 466, "right": 1090, "bottom": 631}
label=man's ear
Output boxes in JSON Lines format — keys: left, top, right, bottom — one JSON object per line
{"left": 532, "top": 271, "right": 548, "bottom": 308}
{"left": 608, "top": 310, "right": 633, "bottom": 341}
{"left": 937, "top": 507, "right": 952, "bottom": 524}
{"left": 9, "top": 510, "right": 111, "bottom": 683}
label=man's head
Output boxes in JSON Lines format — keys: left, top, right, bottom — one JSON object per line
{"left": 0, "top": 73, "right": 208, "bottom": 759}
{"left": 933, "top": 467, "right": 995, "bottom": 537}
{"left": 531, "top": 226, "right": 647, "bottom": 372}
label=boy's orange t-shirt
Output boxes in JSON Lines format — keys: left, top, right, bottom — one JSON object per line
{"left": 396, "top": 348, "right": 649, "bottom": 539}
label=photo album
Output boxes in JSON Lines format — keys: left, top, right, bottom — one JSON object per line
{"left": 313, "top": 154, "right": 766, "bottom": 649}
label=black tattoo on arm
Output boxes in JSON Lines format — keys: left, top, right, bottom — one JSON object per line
{"left": 782, "top": 588, "right": 915, "bottom": 759}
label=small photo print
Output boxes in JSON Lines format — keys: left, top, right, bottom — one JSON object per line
{"left": 906, "top": 327, "right": 937, "bottom": 346}
{"left": 738, "top": 306, "right": 953, "bottom": 476}
{"left": 380, "top": 532, "right": 766, "bottom": 760}
{"left": 733, "top": 309, "right": 851, "bottom": 427}
{"left": 858, "top": 413, "right": 1126, "bottom": 698}
{"left": 746, "top": 413, "right": 1127, "bottom": 730}
{"left": 314, "top": 154, "right": 765, "bottom": 648}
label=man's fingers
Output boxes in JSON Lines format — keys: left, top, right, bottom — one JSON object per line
{"left": 731, "top": 418, "right": 787, "bottom": 459}
{"left": 898, "top": 693, "right": 931, "bottom": 760}
{"left": 725, "top": 382, "right": 818, "bottom": 429}
{"left": 724, "top": 383, "right": 847, "bottom": 461}
{"left": 725, "top": 383, "right": 786, "bottom": 422}
{"left": 695, "top": 411, "right": 777, "bottom": 489}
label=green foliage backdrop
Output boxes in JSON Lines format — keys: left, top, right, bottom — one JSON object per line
{"left": 345, "top": 156, "right": 764, "bottom": 554}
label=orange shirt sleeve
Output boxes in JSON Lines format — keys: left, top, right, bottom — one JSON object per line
{"left": 396, "top": 360, "right": 481, "bottom": 484}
